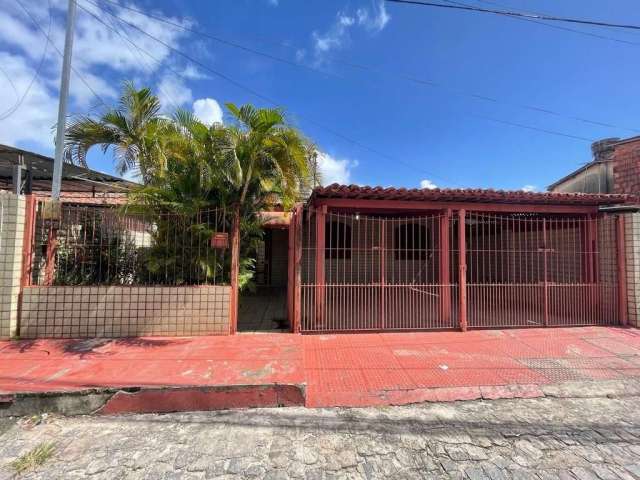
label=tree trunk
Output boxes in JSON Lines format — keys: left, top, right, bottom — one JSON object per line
{"left": 239, "top": 161, "right": 254, "bottom": 205}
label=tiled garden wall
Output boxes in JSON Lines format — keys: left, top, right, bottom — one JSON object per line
{"left": 0, "top": 192, "right": 25, "bottom": 339}
{"left": 20, "top": 285, "right": 231, "bottom": 338}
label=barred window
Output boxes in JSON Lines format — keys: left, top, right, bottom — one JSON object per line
{"left": 325, "top": 221, "right": 351, "bottom": 259}
{"left": 394, "top": 223, "right": 430, "bottom": 260}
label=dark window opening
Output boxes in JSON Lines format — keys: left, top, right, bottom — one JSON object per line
{"left": 325, "top": 221, "right": 351, "bottom": 259}
{"left": 394, "top": 223, "right": 429, "bottom": 260}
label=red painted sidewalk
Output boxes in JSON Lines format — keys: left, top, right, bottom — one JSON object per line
{"left": 1, "top": 327, "right": 640, "bottom": 411}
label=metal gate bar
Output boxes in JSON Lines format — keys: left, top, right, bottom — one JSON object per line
{"left": 301, "top": 210, "right": 457, "bottom": 332}
{"left": 299, "top": 209, "right": 621, "bottom": 333}
{"left": 465, "top": 212, "right": 619, "bottom": 328}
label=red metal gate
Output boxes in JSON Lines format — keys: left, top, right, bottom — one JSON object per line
{"left": 299, "top": 209, "right": 622, "bottom": 332}
{"left": 464, "top": 212, "right": 619, "bottom": 328}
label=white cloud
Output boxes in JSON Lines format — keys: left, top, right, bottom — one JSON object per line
{"left": 295, "top": 49, "right": 306, "bottom": 62}
{"left": 0, "top": 52, "right": 58, "bottom": 149}
{"left": 521, "top": 185, "right": 537, "bottom": 192}
{"left": 356, "top": 2, "right": 390, "bottom": 32}
{"left": 0, "top": 0, "right": 195, "bottom": 151}
{"left": 420, "top": 179, "right": 438, "bottom": 189}
{"left": 268, "top": 0, "right": 279, "bottom": 5}
{"left": 193, "top": 98, "right": 223, "bottom": 125}
{"left": 157, "top": 75, "right": 192, "bottom": 111}
{"left": 311, "top": 1, "right": 390, "bottom": 64}
{"left": 181, "top": 64, "right": 208, "bottom": 80}
{"left": 317, "top": 151, "right": 357, "bottom": 185}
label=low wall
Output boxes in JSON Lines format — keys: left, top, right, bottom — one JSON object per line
{"left": 625, "top": 213, "right": 640, "bottom": 327}
{"left": 20, "top": 285, "right": 231, "bottom": 338}
{"left": 0, "top": 192, "right": 25, "bottom": 339}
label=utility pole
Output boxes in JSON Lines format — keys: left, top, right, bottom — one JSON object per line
{"left": 51, "top": 0, "right": 77, "bottom": 200}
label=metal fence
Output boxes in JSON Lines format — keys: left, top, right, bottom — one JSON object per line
{"left": 27, "top": 201, "right": 231, "bottom": 287}
{"left": 300, "top": 209, "right": 621, "bottom": 332}
{"left": 301, "top": 211, "right": 458, "bottom": 331}
{"left": 464, "top": 212, "right": 618, "bottom": 328}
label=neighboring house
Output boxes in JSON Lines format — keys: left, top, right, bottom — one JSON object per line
{"left": 0, "top": 144, "right": 136, "bottom": 204}
{"left": 549, "top": 136, "right": 640, "bottom": 196}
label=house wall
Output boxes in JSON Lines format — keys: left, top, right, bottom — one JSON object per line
{"left": 612, "top": 137, "right": 640, "bottom": 196}
{"left": 624, "top": 213, "right": 640, "bottom": 327}
{"left": 270, "top": 229, "right": 289, "bottom": 287}
{"left": 20, "top": 285, "right": 231, "bottom": 338}
{"left": 0, "top": 192, "right": 25, "bottom": 339}
{"left": 550, "top": 162, "right": 613, "bottom": 194}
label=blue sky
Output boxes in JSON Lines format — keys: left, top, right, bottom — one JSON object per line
{"left": 0, "top": 0, "right": 638, "bottom": 191}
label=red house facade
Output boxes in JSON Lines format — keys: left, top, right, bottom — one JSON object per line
{"left": 285, "top": 185, "right": 633, "bottom": 334}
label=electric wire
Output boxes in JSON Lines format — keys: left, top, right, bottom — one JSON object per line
{"left": 89, "top": 0, "right": 639, "bottom": 134}
{"left": 0, "top": 0, "right": 53, "bottom": 120}
{"left": 466, "top": 0, "right": 640, "bottom": 46}
{"left": 81, "top": 0, "right": 462, "bottom": 186}
{"left": 385, "top": 0, "right": 640, "bottom": 31}
{"left": 76, "top": 1, "right": 183, "bottom": 112}
{"left": 14, "top": 0, "right": 109, "bottom": 109}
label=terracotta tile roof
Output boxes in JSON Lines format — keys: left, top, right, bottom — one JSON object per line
{"left": 259, "top": 211, "right": 291, "bottom": 228}
{"left": 311, "top": 184, "right": 633, "bottom": 206}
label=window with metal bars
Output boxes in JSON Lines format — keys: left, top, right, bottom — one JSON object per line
{"left": 325, "top": 220, "right": 351, "bottom": 259}
{"left": 394, "top": 222, "right": 430, "bottom": 260}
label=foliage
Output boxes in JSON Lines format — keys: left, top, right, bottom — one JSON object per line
{"left": 64, "top": 83, "right": 316, "bottom": 289}
{"left": 10, "top": 442, "right": 56, "bottom": 474}
{"left": 64, "top": 82, "right": 178, "bottom": 183}
{"left": 52, "top": 215, "right": 138, "bottom": 286}
{"left": 133, "top": 212, "right": 226, "bottom": 285}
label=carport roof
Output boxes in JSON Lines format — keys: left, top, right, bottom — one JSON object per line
{"left": 0, "top": 144, "right": 137, "bottom": 193}
{"left": 310, "top": 184, "right": 632, "bottom": 206}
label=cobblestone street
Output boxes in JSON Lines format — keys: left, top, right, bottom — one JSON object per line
{"left": 2, "top": 381, "right": 640, "bottom": 479}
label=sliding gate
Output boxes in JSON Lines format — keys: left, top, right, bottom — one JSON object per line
{"left": 300, "top": 210, "right": 622, "bottom": 332}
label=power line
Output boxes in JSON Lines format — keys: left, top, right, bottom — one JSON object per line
{"left": 76, "top": 1, "right": 184, "bottom": 112}
{"left": 0, "top": 0, "right": 53, "bottom": 120}
{"left": 465, "top": 0, "right": 640, "bottom": 46}
{"left": 87, "top": 0, "right": 615, "bottom": 189}
{"left": 471, "top": 114, "right": 595, "bottom": 142}
{"left": 14, "top": 0, "right": 108, "bottom": 110}
{"left": 81, "top": 0, "right": 461, "bottom": 186}
{"left": 0, "top": 67, "right": 21, "bottom": 116}
{"left": 385, "top": 0, "right": 640, "bottom": 31}
{"left": 95, "top": 0, "right": 347, "bottom": 81}
{"left": 90, "top": 0, "right": 639, "bottom": 135}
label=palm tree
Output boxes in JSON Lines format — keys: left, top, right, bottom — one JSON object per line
{"left": 127, "top": 109, "right": 238, "bottom": 214}
{"left": 224, "top": 103, "right": 310, "bottom": 210}
{"left": 64, "top": 82, "right": 176, "bottom": 183}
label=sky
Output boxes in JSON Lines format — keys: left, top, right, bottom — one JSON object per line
{"left": 0, "top": 0, "right": 638, "bottom": 191}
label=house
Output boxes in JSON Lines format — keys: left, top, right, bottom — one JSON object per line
{"left": 2, "top": 141, "right": 638, "bottom": 340}
{"left": 0, "top": 144, "right": 136, "bottom": 204}
{"left": 285, "top": 183, "right": 634, "bottom": 333}
{"left": 549, "top": 136, "right": 640, "bottom": 197}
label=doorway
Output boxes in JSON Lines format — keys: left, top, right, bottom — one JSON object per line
{"left": 238, "top": 228, "right": 290, "bottom": 332}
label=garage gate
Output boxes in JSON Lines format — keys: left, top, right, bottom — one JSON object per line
{"left": 299, "top": 210, "right": 623, "bottom": 332}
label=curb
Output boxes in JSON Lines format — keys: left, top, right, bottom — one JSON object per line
{"left": 0, "top": 384, "right": 306, "bottom": 417}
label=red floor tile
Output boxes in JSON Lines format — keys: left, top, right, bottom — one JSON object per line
{"left": 360, "top": 368, "right": 417, "bottom": 391}
{"left": 1, "top": 327, "right": 639, "bottom": 408}
{"left": 520, "top": 337, "right": 615, "bottom": 358}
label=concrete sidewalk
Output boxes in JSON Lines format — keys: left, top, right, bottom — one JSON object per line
{"left": 1, "top": 327, "right": 640, "bottom": 414}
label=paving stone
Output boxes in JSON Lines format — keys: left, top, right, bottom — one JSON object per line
{"left": 0, "top": 388, "right": 640, "bottom": 479}
{"left": 571, "top": 467, "right": 603, "bottom": 480}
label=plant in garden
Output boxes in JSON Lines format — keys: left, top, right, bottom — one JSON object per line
{"left": 52, "top": 212, "right": 138, "bottom": 285}
{"left": 64, "top": 83, "right": 314, "bottom": 289}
